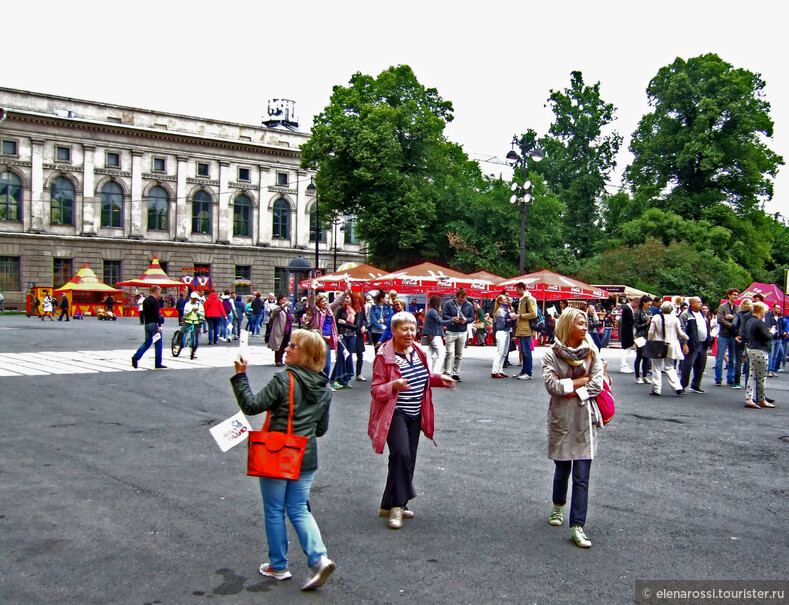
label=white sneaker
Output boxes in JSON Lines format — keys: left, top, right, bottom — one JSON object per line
{"left": 620, "top": 366, "right": 633, "bottom": 374}
{"left": 301, "top": 555, "right": 335, "bottom": 591}
{"left": 259, "top": 564, "right": 292, "bottom": 580}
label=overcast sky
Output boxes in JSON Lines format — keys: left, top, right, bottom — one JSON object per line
{"left": 5, "top": 0, "right": 787, "bottom": 216}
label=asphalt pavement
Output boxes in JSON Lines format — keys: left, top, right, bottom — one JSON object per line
{"left": 1, "top": 315, "right": 787, "bottom": 604}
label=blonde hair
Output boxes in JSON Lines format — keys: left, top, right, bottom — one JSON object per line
{"left": 752, "top": 301, "right": 769, "bottom": 317}
{"left": 739, "top": 298, "right": 753, "bottom": 312}
{"left": 554, "top": 307, "right": 597, "bottom": 353}
{"left": 493, "top": 294, "right": 508, "bottom": 318}
{"left": 289, "top": 329, "right": 327, "bottom": 373}
{"left": 315, "top": 293, "right": 329, "bottom": 306}
{"left": 390, "top": 311, "right": 417, "bottom": 331}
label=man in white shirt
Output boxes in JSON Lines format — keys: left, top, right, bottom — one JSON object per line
{"left": 679, "top": 297, "right": 712, "bottom": 394}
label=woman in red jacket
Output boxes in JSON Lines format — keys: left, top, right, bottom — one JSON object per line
{"left": 368, "top": 311, "right": 455, "bottom": 530}
{"left": 203, "top": 290, "right": 228, "bottom": 345}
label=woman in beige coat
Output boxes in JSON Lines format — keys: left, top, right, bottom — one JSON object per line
{"left": 541, "top": 307, "right": 604, "bottom": 548}
{"left": 648, "top": 301, "right": 689, "bottom": 397}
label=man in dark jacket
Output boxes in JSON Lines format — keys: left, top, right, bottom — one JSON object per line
{"left": 766, "top": 302, "right": 785, "bottom": 376}
{"left": 132, "top": 285, "right": 166, "bottom": 369}
{"left": 58, "top": 294, "right": 70, "bottom": 321}
{"left": 175, "top": 292, "right": 187, "bottom": 325}
{"left": 619, "top": 297, "right": 638, "bottom": 373}
{"left": 679, "top": 297, "right": 713, "bottom": 393}
{"left": 714, "top": 288, "right": 739, "bottom": 386}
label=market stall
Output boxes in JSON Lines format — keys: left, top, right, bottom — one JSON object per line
{"left": 299, "top": 263, "right": 386, "bottom": 292}
{"left": 117, "top": 256, "right": 186, "bottom": 318}
{"left": 53, "top": 263, "right": 124, "bottom": 318}
{"left": 366, "top": 262, "right": 496, "bottom": 298}
{"left": 498, "top": 270, "right": 609, "bottom": 302}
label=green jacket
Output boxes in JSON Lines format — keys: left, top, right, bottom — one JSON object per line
{"left": 230, "top": 364, "right": 331, "bottom": 472}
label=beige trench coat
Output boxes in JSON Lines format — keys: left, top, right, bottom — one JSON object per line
{"left": 541, "top": 346, "right": 605, "bottom": 460}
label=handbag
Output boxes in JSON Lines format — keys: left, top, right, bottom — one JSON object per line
{"left": 247, "top": 372, "right": 308, "bottom": 480}
{"left": 594, "top": 373, "right": 615, "bottom": 425}
{"left": 642, "top": 314, "right": 668, "bottom": 359}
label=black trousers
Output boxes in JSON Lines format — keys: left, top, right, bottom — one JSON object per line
{"left": 381, "top": 410, "right": 421, "bottom": 510}
{"left": 355, "top": 332, "right": 365, "bottom": 376}
{"left": 680, "top": 346, "right": 708, "bottom": 389}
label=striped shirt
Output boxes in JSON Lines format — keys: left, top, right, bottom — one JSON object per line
{"left": 394, "top": 351, "right": 429, "bottom": 416}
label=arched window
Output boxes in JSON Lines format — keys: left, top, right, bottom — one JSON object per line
{"left": 51, "top": 177, "right": 74, "bottom": 225}
{"left": 192, "top": 190, "right": 212, "bottom": 234}
{"left": 272, "top": 198, "right": 290, "bottom": 239}
{"left": 309, "top": 204, "right": 327, "bottom": 243}
{"left": 100, "top": 181, "right": 123, "bottom": 228}
{"left": 233, "top": 194, "right": 251, "bottom": 237}
{"left": 147, "top": 186, "right": 169, "bottom": 231}
{"left": 0, "top": 172, "right": 22, "bottom": 221}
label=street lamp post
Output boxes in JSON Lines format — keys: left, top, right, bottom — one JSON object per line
{"left": 332, "top": 218, "right": 344, "bottom": 272}
{"left": 506, "top": 135, "right": 545, "bottom": 274}
{"left": 305, "top": 177, "right": 318, "bottom": 273}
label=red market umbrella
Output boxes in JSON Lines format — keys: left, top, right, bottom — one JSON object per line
{"left": 466, "top": 270, "right": 506, "bottom": 285}
{"left": 367, "top": 262, "right": 495, "bottom": 297}
{"left": 498, "top": 270, "right": 609, "bottom": 301}
{"left": 299, "top": 263, "right": 386, "bottom": 292}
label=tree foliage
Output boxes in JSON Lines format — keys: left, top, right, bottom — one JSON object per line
{"left": 627, "top": 53, "right": 784, "bottom": 220}
{"left": 538, "top": 71, "right": 622, "bottom": 257}
{"left": 300, "top": 65, "right": 457, "bottom": 269}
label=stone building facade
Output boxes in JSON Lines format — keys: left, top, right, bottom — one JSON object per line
{"left": 0, "top": 88, "right": 363, "bottom": 308}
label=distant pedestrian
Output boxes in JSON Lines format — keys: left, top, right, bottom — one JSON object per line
{"left": 58, "top": 294, "right": 70, "bottom": 321}
{"left": 42, "top": 292, "right": 55, "bottom": 321}
{"left": 541, "top": 307, "right": 605, "bottom": 549}
{"left": 513, "top": 283, "right": 538, "bottom": 379}
{"left": 743, "top": 302, "right": 776, "bottom": 408}
{"left": 422, "top": 295, "right": 452, "bottom": 373}
{"left": 679, "top": 297, "right": 713, "bottom": 393}
{"left": 131, "top": 285, "right": 166, "bottom": 370}
{"left": 647, "top": 301, "right": 688, "bottom": 396}
{"left": 105, "top": 294, "right": 115, "bottom": 314}
{"left": 442, "top": 288, "right": 474, "bottom": 382}
{"left": 619, "top": 297, "right": 637, "bottom": 373}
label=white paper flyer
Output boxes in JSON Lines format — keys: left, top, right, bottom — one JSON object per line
{"left": 209, "top": 411, "right": 253, "bottom": 452}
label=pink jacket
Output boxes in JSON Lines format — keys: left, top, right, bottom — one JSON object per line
{"left": 368, "top": 339, "right": 443, "bottom": 454}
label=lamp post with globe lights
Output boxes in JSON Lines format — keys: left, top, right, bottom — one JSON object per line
{"left": 506, "top": 135, "right": 545, "bottom": 274}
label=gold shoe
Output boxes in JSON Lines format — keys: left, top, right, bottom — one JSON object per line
{"left": 387, "top": 507, "right": 404, "bottom": 529}
{"left": 379, "top": 507, "right": 414, "bottom": 519}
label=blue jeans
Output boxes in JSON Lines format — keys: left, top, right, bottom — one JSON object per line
{"left": 553, "top": 459, "right": 592, "bottom": 527}
{"left": 715, "top": 335, "right": 736, "bottom": 384}
{"left": 769, "top": 339, "right": 784, "bottom": 372}
{"left": 517, "top": 336, "right": 533, "bottom": 376}
{"left": 247, "top": 313, "right": 262, "bottom": 335}
{"left": 133, "top": 322, "right": 163, "bottom": 367}
{"left": 589, "top": 331, "right": 602, "bottom": 350}
{"left": 207, "top": 316, "right": 220, "bottom": 344}
{"left": 332, "top": 335, "right": 355, "bottom": 385}
{"left": 323, "top": 340, "right": 332, "bottom": 377}
{"left": 600, "top": 328, "right": 612, "bottom": 348}
{"left": 259, "top": 470, "right": 327, "bottom": 570}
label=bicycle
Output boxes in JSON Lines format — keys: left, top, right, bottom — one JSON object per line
{"left": 172, "top": 322, "right": 199, "bottom": 359}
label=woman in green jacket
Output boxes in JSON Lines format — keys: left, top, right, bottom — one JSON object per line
{"left": 231, "top": 328, "right": 335, "bottom": 591}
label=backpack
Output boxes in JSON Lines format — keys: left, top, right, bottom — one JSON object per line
{"left": 595, "top": 373, "right": 615, "bottom": 425}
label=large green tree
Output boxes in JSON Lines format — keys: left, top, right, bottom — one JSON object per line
{"left": 627, "top": 53, "right": 783, "bottom": 220}
{"left": 538, "top": 71, "right": 622, "bottom": 258}
{"left": 300, "top": 65, "right": 458, "bottom": 269}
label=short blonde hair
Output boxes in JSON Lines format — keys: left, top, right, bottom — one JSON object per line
{"left": 739, "top": 298, "right": 753, "bottom": 312}
{"left": 752, "top": 301, "right": 769, "bottom": 317}
{"left": 289, "top": 329, "right": 327, "bottom": 373}
{"left": 554, "top": 307, "right": 597, "bottom": 353}
{"left": 315, "top": 293, "right": 329, "bottom": 306}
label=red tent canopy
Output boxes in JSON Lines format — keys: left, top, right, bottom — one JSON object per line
{"left": 299, "top": 263, "right": 386, "bottom": 292}
{"left": 737, "top": 282, "right": 788, "bottom": 306}
{"left": 367, "top": 262, "right": 495, "bottom": 297}
{"left": 117, "top": 256, "right": 185, "bottom": 288}
{"left": 497, "top": 270, "right": 609, "bottom": 301}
